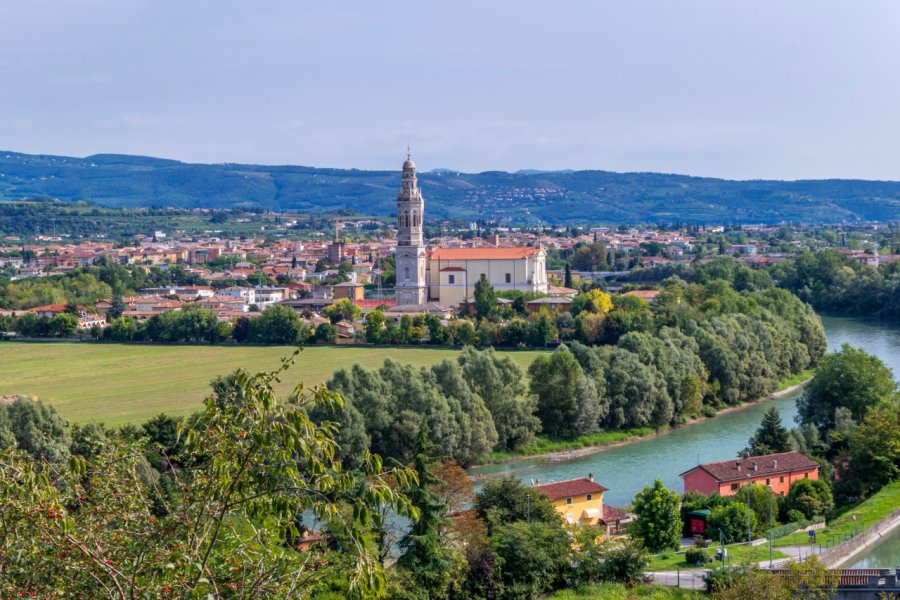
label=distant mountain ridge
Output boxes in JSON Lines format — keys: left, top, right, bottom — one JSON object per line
{"left": 2, "top": 150, "right": 900, "bottom": 224}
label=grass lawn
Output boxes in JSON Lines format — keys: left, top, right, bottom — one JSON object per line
{"left": 0, "top": 342, "right": 545, "bottom": 426}
{"left": 774, "top": 480, "right": 900, "bottom": 548}
{"left": 547, "top": 583, "right": 701, "bottom": 599}
{"left": 647, "top": 543, "right": 788, "bottom": 571}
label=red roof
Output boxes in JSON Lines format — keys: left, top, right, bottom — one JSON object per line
{"left": 601, "top": 505, "right": 629, "bottom": 524}
{"left": 431, "top": 247, "right": 541, "bottom": 260}
{"left": 533, "top": 477, "right": 608, "bottom": 500}
{"left": 680, "top": 451, "right": 819, "bottom": 483}
{"left": 27, "top": 304, "right": 68, "bottom": 312}
{"left": 356, "top": 299, "right": 396, "bottom": 309}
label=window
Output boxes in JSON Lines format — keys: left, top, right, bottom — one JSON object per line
{"left": 804, "top": 473, "right": 809, "bottom": 479}
{"left": 766, "top": 478, "right": 770, "bottom": 486}
{"left": 404, "top": 267, "right": 410, "bottom": 281}
{"left": 779, "top": 476, "right": 784, "bottom": 484}
{"left": 565, "top": 497, "right": 573, "bottom": 505}
{"left": 586, "top": 494, "right": 593, "bottom": 501}
{"left": 505, "top": 273, "right": 512, "bottom": 283}
{"left": 730, "top": 483, "right": 739, "bottom": 491}
{"left": 448, "top": 275, "right": 455, "bottom": 284}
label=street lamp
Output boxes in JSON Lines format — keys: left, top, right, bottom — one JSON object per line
{"left": 766, "top": 484, "right": 774, "bottom": 568}
{"left": 746, "top": 475, "right": 753, "bottom": 544}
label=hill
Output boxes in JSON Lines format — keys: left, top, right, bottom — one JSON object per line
{"left": 2, "top": 150, "right": 900, "bottom": 224}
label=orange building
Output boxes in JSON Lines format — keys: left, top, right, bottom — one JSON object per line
{"left": 680, "top": 451, "right": 819, "bottom": 497}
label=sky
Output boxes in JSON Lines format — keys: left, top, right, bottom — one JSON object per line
{"left": 1, "top": 1, "right": 899, "bottom": 180}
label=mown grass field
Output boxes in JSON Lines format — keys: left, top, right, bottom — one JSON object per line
{"left": 0, "top": 342, "right": 545, "bottom": 426}
{"left": 548, "top": 583, "right": 701, "bottom": 599}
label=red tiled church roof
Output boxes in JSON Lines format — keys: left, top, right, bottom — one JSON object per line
{"left": 533, "top": 477, "right": 608, "bottom": 500}
{"left": 431, "top": 247, "right": 541, "bottom": 260}
{"left": 680, "top": 451, "right": 819, "bottom": 483}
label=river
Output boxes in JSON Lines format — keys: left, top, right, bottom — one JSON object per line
{"left": 469, "top": 314, "right": 900, "bottom": 566}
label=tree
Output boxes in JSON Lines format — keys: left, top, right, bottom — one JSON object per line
{"left": 397, "top": 424, "right": 453, "bottom": 596}
{"left": 707, "top": 502, "right": 758, "bottom": 544}
{"left": 47, "top": 312, "right": 78, "bottom": 337}
{"left": 5, "top": 397, "right": 70, "bottom": 463}
{"left": 323, "top": 298, "right": 361, "bottom": 324}
{"left": 249, "top": 304, "right": 305, "bottom": 344}
{"left": 316, "top": 322, "right": 337, "bottom": 342}
{"left": 528, "top": 346, "right": 604, "bottom": 437}
{"left": 473, "top": 275, "right": 496, "bottom": 320}
{"left": 232, "top": 315, "right": 251, "bottom": 342}
{"left": 365, "top": 310, "right": 386, "bottom": 344}
{"left": 564, "top": 263, "right": 573, "bottom": 288}
{"left": 797, "top": 344, "right": 896, "bottom": 432}
{"left": 488, "top": 520, "right": 571, "bottom": 599}
{"left": 474, "top": 476, "right": 560, "bottom": 528}
{"left": 108, "top": 293, "right": 127, "bottom": 319}
{"left": 0, "top": 355, "right": 416, "bottom": 598}
{"left": 631, "top": 480, "right": 681, "bottom": 552}
{"left": 834, "top": 401, "right": 900, "bottom": 501}
{"left": 108, "top": 316, "right": 137, "bottom": 342}
{"left": 787, "top": 478, "right": 834, "bottom": 520}
{"left": 457, "top": 347, "right": 539, "bottom": 451}
{"left": 744, "top": 407, "right": 791, "bottom": 456}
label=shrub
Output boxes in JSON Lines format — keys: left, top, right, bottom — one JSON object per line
{"left": 684, "top": 547, "right": 709, "bottom": 566}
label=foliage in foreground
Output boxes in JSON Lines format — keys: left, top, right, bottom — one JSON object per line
{"left": 0, "top": 352, "right": 416, "bottom": 598}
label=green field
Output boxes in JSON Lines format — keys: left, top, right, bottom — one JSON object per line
{"left": 0, "top": 342, "right": 545, "bottom": 426}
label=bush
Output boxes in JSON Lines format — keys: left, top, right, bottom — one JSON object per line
{"left": 701, "top": 405, "right": 718, "bottom": 418}
{"left": 684, "top": 547, "right": 709, "bottom": 566}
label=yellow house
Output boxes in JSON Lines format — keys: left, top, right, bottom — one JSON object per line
{"left": 532, "top": 474, "right": 629, "bottom": 534}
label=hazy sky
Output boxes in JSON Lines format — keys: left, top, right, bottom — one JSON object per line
{"left": 2, "top": 1, "right": 899, "bottom": 179}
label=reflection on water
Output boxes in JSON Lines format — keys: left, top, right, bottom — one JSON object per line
{"left": 470, "top": 315, "right": 900, "bottom": 518}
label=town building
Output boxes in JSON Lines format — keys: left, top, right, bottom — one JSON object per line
{"left": 393, "top": 154, "right": 548, "bottom": 308}
{"left": 680, "top": 451, "right": 820, "bottom": 497}
{"left": 532, "top": 474, "right": 629, "bottom": 534}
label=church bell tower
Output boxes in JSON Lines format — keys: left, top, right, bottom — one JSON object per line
{"left": 395, "top": 150, "right": 428, "bottom": 305}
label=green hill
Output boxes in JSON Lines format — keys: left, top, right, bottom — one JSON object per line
{"left": 2, "top": 150, "right": 900, "bottom": 224}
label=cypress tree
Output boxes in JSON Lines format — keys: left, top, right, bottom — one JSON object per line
{"left": 564, "top": 263, "right": 573, "bottom": 288}
{"left": 398, "top": 423, "right": 452, "bottom": 593}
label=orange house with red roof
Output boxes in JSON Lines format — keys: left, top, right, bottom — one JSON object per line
{"left": 680, "top": 451, "right": 819, "bottom": 497}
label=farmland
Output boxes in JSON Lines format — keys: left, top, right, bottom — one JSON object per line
{"left": 0, "top": 342, "right": 545, "bottom": 426}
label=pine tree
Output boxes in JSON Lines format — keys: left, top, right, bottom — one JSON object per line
{"left": 745, "top": 406, "right": 792, "bottom": 456}
{"left": 108, "top": 293, "right": 127, "bottom": 320}
{"left": 398, "top": 423, "right": 452, "bottom": 594}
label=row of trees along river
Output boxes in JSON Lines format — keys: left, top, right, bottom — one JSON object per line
{"left": 470, "top": 314, "right": 900, "bottom": 567}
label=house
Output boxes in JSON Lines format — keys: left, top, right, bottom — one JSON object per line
{"left": 333, "top": 281, "right": 365, "bottom": 302}
{"left": 525, "top": 296, "right": 572, "bottom": 314}
{"left": 623, "top": 289, "right": 661, "bottom": 301}
{"left": 532, "top": 473, "right": 629, "bottom": 534}
{"left": 680, "top": 451, "right": 820, "bottom": 497}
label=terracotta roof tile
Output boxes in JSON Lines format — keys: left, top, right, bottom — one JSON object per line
{"left": 680, "top": 451, "right": 819, "bottom": 482}
{"left": 533, "top": 477, "right": 608, "bottom": 500}
{"left": 431, "top": 247, "right": 541, "bottom": 260}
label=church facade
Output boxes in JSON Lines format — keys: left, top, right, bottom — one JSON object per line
{"left": 394, "top": 155, "right": 548, "bottom": 308}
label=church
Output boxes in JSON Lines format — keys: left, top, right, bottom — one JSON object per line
{"left": 394, "top": 154, "right": 548, "bottom": 308}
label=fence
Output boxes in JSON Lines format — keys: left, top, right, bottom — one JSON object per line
{"left": 820, "top": 507, "right": 900, "bottom": 567}
{"left": 649, "top": 569, "right": 708, "bottom": 591}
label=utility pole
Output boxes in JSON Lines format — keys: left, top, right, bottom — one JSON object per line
{"left": 746, "top": 480, "right": 752, "bottom": 544}
{"left": 767, "top": 485, "right": 774, "bottom": 568}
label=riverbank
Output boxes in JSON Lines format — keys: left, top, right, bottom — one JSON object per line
{"left": 477, "top": 372, "right": 813, "bottom": 467}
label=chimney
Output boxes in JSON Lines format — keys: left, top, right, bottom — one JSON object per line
{"left": 588, "top": 472, "right": 594, "bottom": 482}
{"left": 535, "top": 478, "right": 540, "bottom": 486}
{"left": 773, "top": 460, "right": 778, "bottom": 469}
{"left": 736, "top": 462, "right": 741, "bottom": 471}
{"left": 751, "top": 462, "right": 758, "bottom": 471}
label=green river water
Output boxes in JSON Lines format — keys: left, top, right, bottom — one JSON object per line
{"left": 469, "top": 314, "right": 900, "bottom": 567}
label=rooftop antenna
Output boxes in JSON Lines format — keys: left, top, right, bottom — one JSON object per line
{"left": 406, "top": 143, "right": 411, "bottom": 160}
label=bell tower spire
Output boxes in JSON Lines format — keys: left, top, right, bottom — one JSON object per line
{"left": 394, "top": 151, "right": 427, "bottom": 305}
